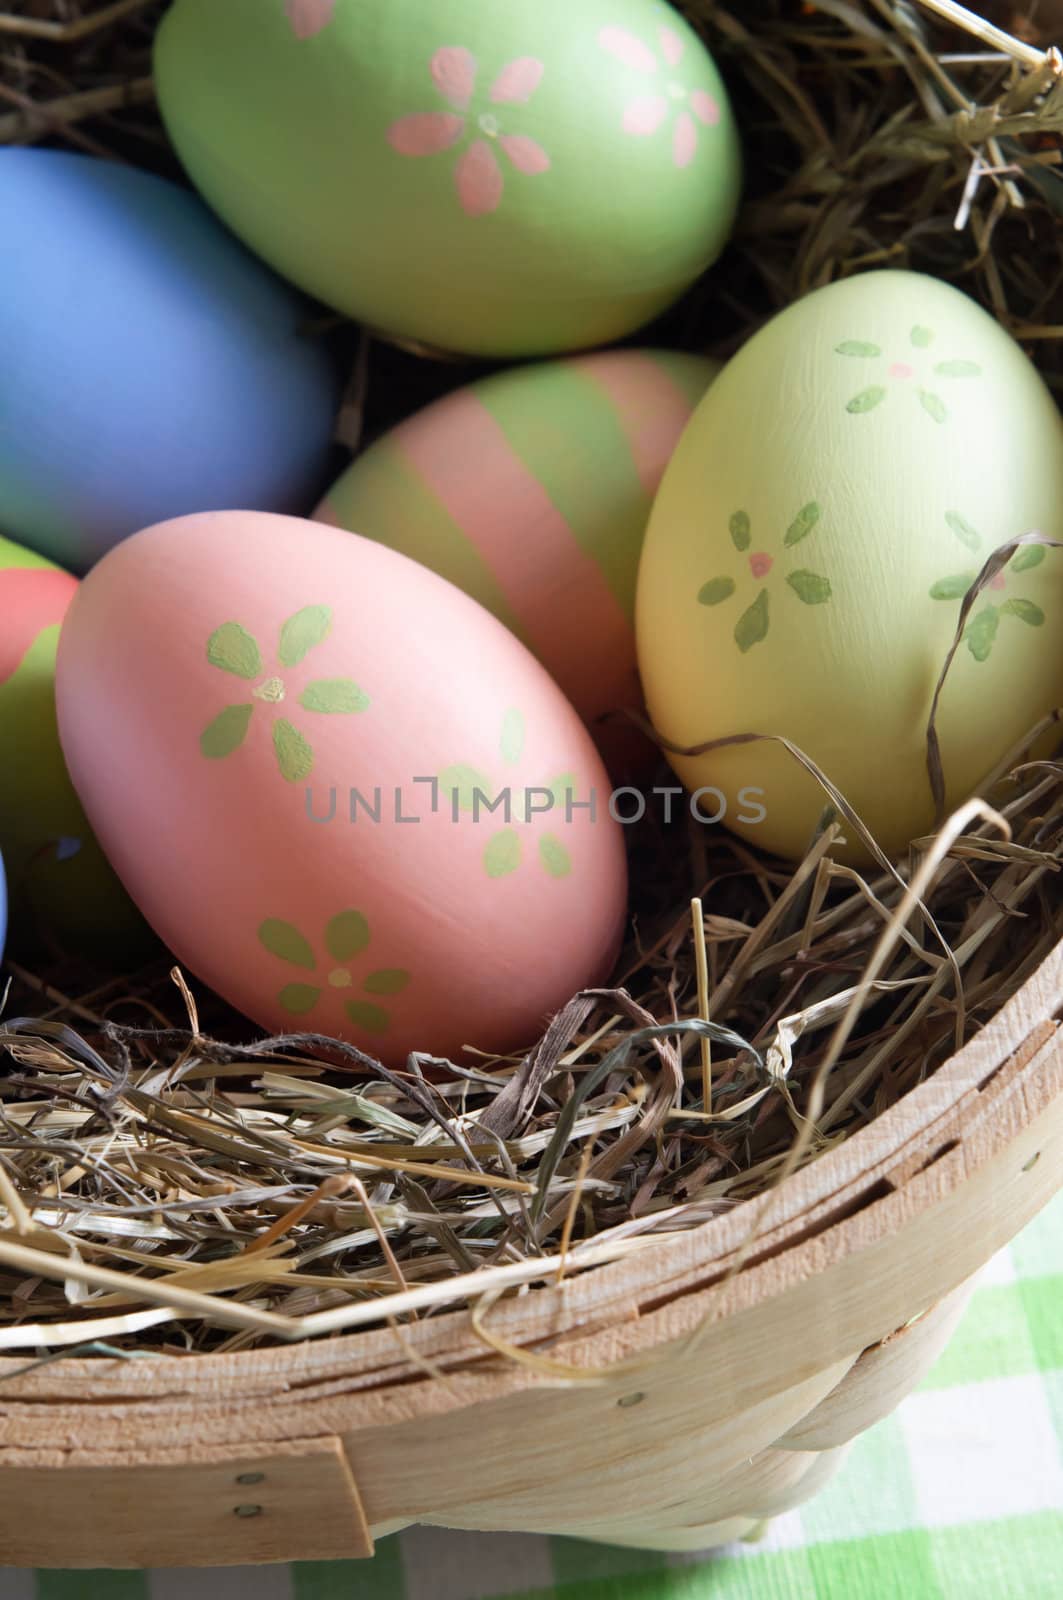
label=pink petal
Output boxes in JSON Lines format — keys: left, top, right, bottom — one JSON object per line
{"left": 749, "top": 552, "right": 773, "bottom": 579}
{"left": 889, "top": 361, "right": 915, "bottom": 380}
{"left": 690, "top": 89, "right": 720, "bottom": 126}
{"left": 673, "top": 110, "right": 697, "bottom": 169}
{"left": 285, "top": 0, "right": 336, "bottom": 40}
{"left": 387, "top": 112, "right": 465, "bottom": 157}
{"left": 455, "top": 139, "right": 504, "bottom": 216}
{"left": 990, "top": 572, "right": 1007, "bottom": 591}
{"left": 490, "top": 56, "right": 544, "bottom": 104}
{"left": 622, "top": 95, "right": 669, "bottom": 136}
{"left": 431, "top": 45, "right": 477, "bottom": 109}
{"left": 660, "top": 26, "right": 685, "bottom": 67}
{"left": 499, "top": 133, "right": 550, "bottom": 174}
{"left": 598, "top": 26, "right": 658, "bottom": 73}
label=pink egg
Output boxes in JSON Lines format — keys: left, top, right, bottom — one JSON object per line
{"left": 56, "top": 512, "right": 628, "bottom": 1065}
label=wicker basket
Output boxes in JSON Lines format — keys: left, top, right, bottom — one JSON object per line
{"left": 2, "top": 0, "right": 1062, "bottom": 1572}
{"left": 0, "top": 943, "right": 1058, "bottom": 1568}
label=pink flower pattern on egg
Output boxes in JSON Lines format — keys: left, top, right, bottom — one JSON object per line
{"left": 599, "top": 22, "right": 720, "bottom": 169}
{"left": 387, "top": 47, "right": 550, "bottom": 217}
{"left": 285, "top": 0, "right": 336, "bottom": 41}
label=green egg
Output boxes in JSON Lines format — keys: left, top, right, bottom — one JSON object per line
{"left": 637, "top": 271, "right": 1063, "bottom": 861}
{"left": 0, "top": 535, "right": 149, "bottom": 960}
{"left": 154, "top": 0, "right": 741, "bottom": 358}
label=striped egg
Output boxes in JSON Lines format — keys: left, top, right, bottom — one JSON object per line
{"left": 316, "top": 349, "right": 718, "bottom": 771}
{"left": 0, "top": 535, "right": 147, "bottom": 958}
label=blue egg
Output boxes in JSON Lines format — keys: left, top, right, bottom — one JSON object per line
{"left": 0, "top": 149, "right": 340, "bottom": 571}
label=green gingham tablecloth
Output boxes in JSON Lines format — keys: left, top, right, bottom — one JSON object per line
{"left": 4, "top": 1190, "right": 1060, "bottom": 1600}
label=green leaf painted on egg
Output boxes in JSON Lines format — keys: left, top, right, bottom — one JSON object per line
{"left": 500, "top": 707, "right": 525, "bottom": 766}
{"left": 278, "top": 983, "right": 321, "bottom": 1015}
{"left": 729, "top": 511, "right": 751, "bottom": 551}
{"left": 1001, "top": 598, "right": 1045, "bottom": 626}
{"left": 439, "top": 764, "right": 495, "bottom": 813}
{"left": 786, "top": 570, "right": 832, "bottom": 605}
{"left": 1012, "top": 544, "right": 1046, "bottom": 573}
{"left": 835, "top": 340, "right": 882, "bottom": 357}
{"left": 935, "top": 359, "right": 981, "bottom": 378}
{"left": 698, "top": 576, "right": 736, "bottom": 606}
{"left": 734, "top": 590, "right": 770, "bottom": 652}
{"left": 538, "top": 835, "right": 572, "bottom": 878}
{"left": 910, "top": 326, "right": 934, "bottom": 348}
{"left": 278, "top": 604, "right": 331, "bottom": 666}
{"left": 326, "top": 910, "right": 370, "bottom": 961}
{"left": 845, "top": 386, "right": 886, "bottom": 415}
{"left": 945, "top": 512, "right": 981, "bottom": 552}
{"left": 273, "top": 719, "right": 314, "bottom": 782}
{"left": 784, "top": 503, "right": 821, "bottom": 547}
{"left": 345, "top": 999, "right": 391, "bottom": 1035}
{"left": 484, "top": 829, "right": 521, "bottom": 878}
{"left": 964, "top": 605, "right": 1000, "bottom": 661}
{"left": 363, "top": 968, "right": 411, "bottom": 995}
{"left": 259, "top": 918, "right": 316, "bottom": 970}
{"left": 547, "top": 772, "right": 578, "bottom": 814}
{"left": 200, "top": 703, "right": 253, "bottom": 760}
{"left": 207, "top": 622, "right": 261, "bottom": 679}
{"left": 930, "top": 574, "right": 975, "bottom": 600}
{"left": 918, "top": 389, "right": 948, "bottom": 424}
{"left": 299, "top": 678, "right": 370, "bottom": 713}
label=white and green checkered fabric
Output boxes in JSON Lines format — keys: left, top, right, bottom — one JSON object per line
{"left": 5, "top": 1191, "right": 1060, "bottom": 1600}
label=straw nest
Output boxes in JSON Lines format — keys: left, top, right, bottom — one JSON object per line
{"left": 0, "top": 0, "right": 1060, "bottom": 1358}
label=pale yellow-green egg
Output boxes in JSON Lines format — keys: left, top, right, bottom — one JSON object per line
{"left": 636, "top": 270, "right": 1063, "bottom": 860}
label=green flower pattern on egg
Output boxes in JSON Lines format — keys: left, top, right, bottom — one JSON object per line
{"left": 440, "top": 708, "right": 579, "bottom": 880}
{"left": 259, "top": 910, "right": 411, "bottom": 1034}
{"left": 836, "top": 324, "right": 982, "bottom": 423}
{"left": 200, "top": 604, "right": 369, "bottom": 782}
{"left": 697, "top": 503, "right": 833, "bottom": 652}
{"left": 929, "top": 512, "right": 1048, "bottom": 662}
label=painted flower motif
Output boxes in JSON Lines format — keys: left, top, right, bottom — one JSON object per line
{"left": 697, "top": 503, "right": 832, "bottom": 652}
{"left": 598, "top": 22, "right": 720, "bottom": 169}
{"left": 285, "top": 0, "right": 336, "bottom": 40}
{"left": 440, "top": 708, "right": 577, "bottom": 880}
{"left": 387, "top": 47, "right": 550, "bottom": 217}
{"left": 200, "top": 606, "right": 369, "bottom": 783}
{"left": 929, "top": 512, "right": 1047, "bottom": 661}
{"left": 836, "top": 325, "right": 982, "bottom": 424}
{"left": 259, "top": 911, "right": 410, "bottom": 1034}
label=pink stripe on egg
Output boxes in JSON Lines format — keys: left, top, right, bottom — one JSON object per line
{"left": 569, "top": 350, "right": 703, "bottom": 496}
{"left": 392, "top": 390, "right": 635, "bottom": 733}
{"left": 0, "top": 566, "right": 76, "bottom": 687}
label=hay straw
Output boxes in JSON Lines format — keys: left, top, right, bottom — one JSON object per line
{"left": 691, "top": 898, "right": 713, "bottom": 1112}
{"left": 915, "top": 0, "right": 1051, "bottom": 63}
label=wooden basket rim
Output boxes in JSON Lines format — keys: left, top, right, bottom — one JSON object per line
{"left": 0, "top": 939, "right": 1059, "bottom": 1399}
